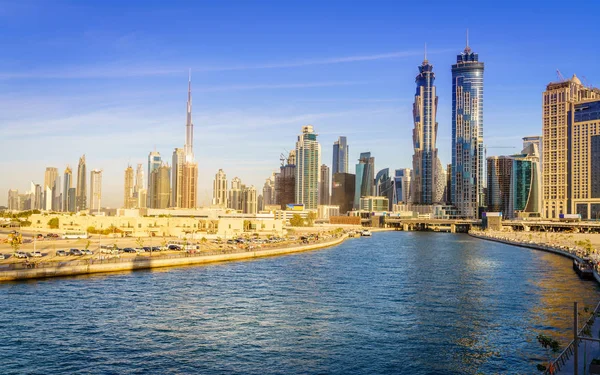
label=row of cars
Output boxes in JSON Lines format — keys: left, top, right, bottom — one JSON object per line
{"left": 3, "top": 251, "right": 44, "bottom": 259}
{"left": 56, "top": 249, "right": 93, "bottom": 256}
{"left": 99, "top": 244, "right": 186, "bottom": 254}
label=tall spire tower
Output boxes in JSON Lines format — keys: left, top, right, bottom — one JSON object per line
{"left": 185, "top": 69, "right": 194, "bottom": 163}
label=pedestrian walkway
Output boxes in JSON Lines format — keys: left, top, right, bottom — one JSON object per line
{"left": 553, "top": 305, "right": 600, "bottom": 374}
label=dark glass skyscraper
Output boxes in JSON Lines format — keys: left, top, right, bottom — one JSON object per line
{"left": 354, "top": 152, "right": 375, "bottom": 209}
{"left": 412, "top": 51, "right": 439, "bottom": 205}
{"left": 332, "top": 136, "right": 348, "bottom": 174}
{"left": 451, "top": 36, "right": 484, "bottom": 218}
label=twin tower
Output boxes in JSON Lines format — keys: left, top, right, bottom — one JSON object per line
{"left": 412, "top": 37, "right": 484, "bottom": 219}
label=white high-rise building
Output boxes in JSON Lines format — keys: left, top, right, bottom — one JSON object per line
{"left": 228, "top": 177, "right": 243, "bottom": 211}
{"left": 243, "top": 185, "right": 258, "bottom": 214}
{"left": 295, "top": 125, "right": 321, "bottom": 210}
{"left": 213, "top": 169, "right": 228, "bottom": 206}
{"left": 171, "top": 148, "right": 185, "bottom": 208}
{"left": 90, "top": 169, "right": 102, "bottom": 213}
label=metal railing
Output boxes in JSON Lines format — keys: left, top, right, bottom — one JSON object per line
{"left": 545, "top": 300, "right": 600, "bottom": 374}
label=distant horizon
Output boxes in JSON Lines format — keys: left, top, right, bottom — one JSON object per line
{"left": 2, "top": 0, "right": 599, "bottom": 207}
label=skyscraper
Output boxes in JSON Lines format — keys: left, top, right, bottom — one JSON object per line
{"left": 179, "top": 71, "right": 198, "bottom": 208}
{"left": 63, "top": 166, "right": 72, "bottom": 212}
{"left": 34, "top": 184, "right": 42, "bottom": 210}
{"left": 331, "top": 173, "right": 356, "bottom": 214}
{"left": 262, "top": 173, "right": 276, "bottom": 207}
{"left": 7, "top": 189, "right": 19, "bottom": 211}
{"left": 451, "top": 33, "right": 485, "bottom": 218}
{"left": 242, "top": 185, "right": 258, "bottom": 214}
{"left": 124, "top": 165, "right": 136, "bottom": 209}
{"left": 76, "top": 155, "right": 87, "bottom": 211}
{"left": 332, "top": 136, "right": 349, "bottom": 174}
{"left": 171, "top": 148, "right": 185, "bottom": 208}
{"left": 184, "top": 70, "right": 194, "bottom": 164}
{"left": 295, "top": 125, "right": 321, "bottom": 210}
{"left": 135, "top": 163, "right": 144, "bottom": 194}
{"left": 375, "top": 168, "right": 394, "bottom": 210}
{"left": 542, "top": 75, "right": 600, "bottom": 218}
{"left": 181, "top": 163, "right": 198, "bottom": 209}
{"left": 228, "top": 177, "right": 243, "bottom": 211}
{"left": 412, "top": 49, "right": 440, "bottom": 205}
{"left": 147, "top": 151, "right": 162, "bottom": 208}
{"left": 90, "top": 169, "right": 102, "bottom": 213}
{"left": 523, "top": 136, "right": 542, "bottom": 173}
{"left": 213, "top": 169, "right": 228, "bottom": 206}
{"left": 487, "top": 156, "right": 513, "bottom": 214}
{"left": 276, "top": 151, "right": 296, "bottom": 209}
{"left": 354, "top": 152, "right": 375, "bottom": 209}
{"left": 393, "top": 168, "right": 412, "bottom": 205}
{"left": 44, "top": 167, "right": 58, "bottom": 192}
{"left": 150, "top": 164, "right": 171, "bottom": 209}
{"left": 52, "top": 174, "right": 62, "bottom": 211}
{"left": 319, "top": 164, "right": 330, "bottom": 205}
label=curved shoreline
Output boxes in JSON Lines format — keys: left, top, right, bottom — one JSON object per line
{"left": 0, "top": 234, "right": 350, "bottom": 282}
{"left": 469, "top": 231, "right": 600, "bottom": 282}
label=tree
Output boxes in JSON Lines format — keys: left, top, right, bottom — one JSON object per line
{"left": 10, "top": 233, "right": 22, "bottom": 253}
{"left": 135, "top": 237, "right": 144, "bottom": 249}
{"left": 307, "top": 211, "right": 317, "bottom": 227}
{"left": 48, "top": 217, "right": 59, "bottom": 229}
{"left": 84, "top": 240, "right": 91, "bottom": 251}
{"left": 289, "top": 214, "right": 304, "bottom": 227}
{"left": 243, "top": 220, "right": 251, "bottom": 232}
{"left": 536, "top": 334, "right": 561, "bottom": 372}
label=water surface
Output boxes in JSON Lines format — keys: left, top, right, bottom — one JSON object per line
{"left": 1, "top": 232, "right": 598, "bottom": 374}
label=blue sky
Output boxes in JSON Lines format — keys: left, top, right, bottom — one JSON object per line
{"left": 2, "top": 0, "right": 599, "bottom": 207}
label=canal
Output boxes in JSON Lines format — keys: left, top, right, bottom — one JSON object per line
{"left": 1, "top": 231, "right": 598, "bottom": 374}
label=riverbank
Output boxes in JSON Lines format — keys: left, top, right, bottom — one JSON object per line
{"left": 470, "top": 230, "right": 600, "bottom": 374}
{"left": 0, "top": 233, "right": 353, "bottom": 282}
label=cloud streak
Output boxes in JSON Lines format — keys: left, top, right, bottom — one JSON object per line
{"left": 0, "top": 48, "right": 454, "bottom": 80}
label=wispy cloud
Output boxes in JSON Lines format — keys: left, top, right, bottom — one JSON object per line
{"left": 198, "top": 81, "right": 370, "bottom": 92}
{"left": 0, "top": 48, "right": 453, "bottom": 80}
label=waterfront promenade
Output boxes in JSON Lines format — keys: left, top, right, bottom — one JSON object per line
{"left": 471, "top": 230, "right": 600, "bottom": 374}
{"left": 0, "top": 231, "right": 357, "bottom": 282}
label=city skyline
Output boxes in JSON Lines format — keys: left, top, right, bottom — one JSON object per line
{"left": 1, "top": 1, "right": 599, "bottom": 207}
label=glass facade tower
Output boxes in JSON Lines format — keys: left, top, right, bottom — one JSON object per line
{"left": 451, "top": 39, "right": 484, "bottom": 218}
{"left": 332, "top": 136, "right": 348, "bottom": 175}
{"left": 412, "top": 53, "right": 439, "bottom": 205}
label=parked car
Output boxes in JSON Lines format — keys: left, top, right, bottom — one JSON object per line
{"left": 168, "top": 244, "right": 182, "bottom": 250}
{"left": 15, "top": 252, "right": 28, "bottom": 258}
{"left": 142, "top": 247, "right": 151, "bottom": 252}
{"left": 69, "top": 249, "right": 82, "bottom": 256}
{"left": 56, "top": 250, "right": 67, "bottom": 256}
{"left": 0, "top": 254, "right": 6, "bottom": 260}
{"left": 135, "top": 248, "right": 145, "bottom": 253}
{"left": 29, "top": 251, "right": 43, "bottom": 258}
{"left": 82, "top": 249, "right": 93, "bottom": 255}
{"left": 122, "top": 248, "right": 136, "bottom": 253}
{"left": 151, "top": 246, "right": 161, "bottom": 252}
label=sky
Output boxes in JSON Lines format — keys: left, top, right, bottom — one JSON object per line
{"left": 1, "top": 0, "right": 600, "bottom": 207}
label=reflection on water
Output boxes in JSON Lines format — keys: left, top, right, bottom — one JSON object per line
{"left": 0, "top": 232, "right": 598, "bottom": 374}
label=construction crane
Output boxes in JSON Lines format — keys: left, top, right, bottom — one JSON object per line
{"left": 557, "top": 69, "right": 565, "bottom": 82}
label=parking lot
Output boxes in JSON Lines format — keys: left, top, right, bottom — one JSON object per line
{"left": 0, "top": 231, "right": 302, "bottom": 266}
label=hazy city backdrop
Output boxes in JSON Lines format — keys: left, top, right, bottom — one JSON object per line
{"left": 1, "top": 0, "right": 599, "bottom": 207}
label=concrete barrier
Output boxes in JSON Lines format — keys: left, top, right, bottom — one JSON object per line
{"left": 0, "top": 235, "right": 349, "bottom": 282}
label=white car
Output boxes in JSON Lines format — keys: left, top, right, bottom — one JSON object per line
{"left": 15, "top": 252, "right": 28, "bottom": 258}
{"left": 29, "top": 251, "right": 43, "bottom": 258}
{"left": 0, "top": 254, "right": 6, "bottom": 260}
